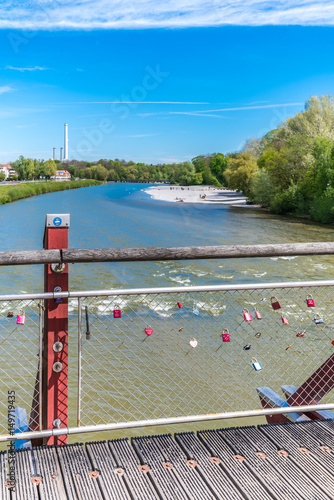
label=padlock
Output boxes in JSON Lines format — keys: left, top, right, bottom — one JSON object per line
{"left": 271, "top": 296, "right": 282, "bottom": 310}
{"left": 192, "top": 305, "right": 199, "bottom": 316}
{"left": 243, "top": 308, "right": 252, "bottom": 322}
{"left": 7, "top": 311, "right": 13, "bottom": 318}
{"left": 281, "top": 315, "right": 289, "bottom": 325}
{"left": 296, "top": 331, "right": 305, "bottom": 338}
{"left": 54, "top": 286, "right": 62, "bottom": 304}
{"left": 331, "top": 339, "right": 334, "bottom": 346}
{"left": 145, "top": 327, "right": 153, "bottom": 336}
{"left": 113, "top": 306, "right": 121, "bottom": 318}
{"left": 251, "top": 358, "right": 262, "bottom": 371}
{"left": 189, "top": 337, "right": 198, "bottom": 348}
{"left": 314, "top": 314, "right": 324, "bottom": 325}
{"left": 177, "top": 302, "right": 183, "bottom": 309}
{"left": 306, "top": 294, "right": 315, "bottom": 307}
{"left": 243, "top": 344, "right": 251, "bottom": 350}
{"left": 222, "top": 328, "right": 230, "bottom": 342}
{"left": 16, "top": 310, "right": 25, "bottom": 325}
{"left": 254, "top": 309, "right": 262, "bottom": 320}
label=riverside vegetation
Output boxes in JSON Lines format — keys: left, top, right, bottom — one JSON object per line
{"left": 8, "top": 94, "right": 334, "bottom": 223}
{"left": 0, "top": 179, "right": 103, "bottom": 205}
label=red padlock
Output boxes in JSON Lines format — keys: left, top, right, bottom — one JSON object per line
{"left": 177, "top": 302, "right": 183, "bottom": 309}
{"left": 243, "top": 308, "right": 252, "bottom": 322}
{"left": 113, "top": 307, "right": 121, "bottom": 318}
{"left": 306, "top": 294, "right": 315, "bottom": 307}
{"left": 254, "top": 309, "right": 262, "bottom": 320}
{"left": 332, "top": 339, "right": 334, "bottom": 346}
{"left": 296, "top": 331, "right": 305, "bottom": 338}
{"left": 271, "top": 296, "right": 282, "bottom": 310}
{"left": 282, "top": 315, "right": 289, "bottom": 325}
{"left": 222, "top": 328, "right": 230, "bottom": 342}
{"left": 145, "top": 328, "right": 153, "bottom": 336}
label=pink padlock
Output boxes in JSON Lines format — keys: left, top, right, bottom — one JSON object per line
{"left": 281, "top": 315, "right": 289, "bottom": 325}
{"left": 145, "top": 328, "right": 153, "bottom": 336}
{"left": 222, "top": 328, "right": 230, "bottom": 342}
{"left": 243, "top": 308, "right": 252, "bottom": 322}
{"left": 113, "top": 307, "right": 121, "bottom": 318}
{"left": 306, "top": 295, "right": 315, "bottom": 307}
{"left": 254, "top": 309, "right": 262, "bottom": 320}
{"left": 16, "top": 310, "right": 25, "bottom": 325}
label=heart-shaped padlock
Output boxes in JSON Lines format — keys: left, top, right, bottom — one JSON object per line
{"left": 281, "top": 315, "right": 289, "bottom": 325}
{"left": 145, "top": 328, "right": 153, "bottom": 336}
{"left": 189, "top": 338, "right": 198, "bottom": 348}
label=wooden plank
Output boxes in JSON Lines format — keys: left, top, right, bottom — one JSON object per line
{"left": 0, "top": 250, "right": 60, "bottom": 266}
{"left": 33, "top": 446, "right": 67, "bottom": 500}
{"left": 62, "top": 241, "right": 334, "bottom": 263}
{"left": 86, "top": 441, "right": 131, "bottom": 500}
{"left": 56, "top": 443, "right": 103, "bottom": 500}
{"left": 3, "top": 241, "right": 334, "bottom": 266}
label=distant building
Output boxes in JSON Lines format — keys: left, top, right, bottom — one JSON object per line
{"left": 54, "top": 170, "right": 71, "bottom": 181}
{"left": 0, "top": 164, "right": 17, "bottom": 180}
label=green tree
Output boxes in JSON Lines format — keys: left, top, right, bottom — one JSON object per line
{"left": 224, "top": 153, "right": 258, "bottom": 195}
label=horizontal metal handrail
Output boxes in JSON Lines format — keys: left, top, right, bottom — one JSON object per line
{"left": 1, "top": 279, "right": 334, "bottom": 301}
{"left": 1, "top": 403, "right": 334, "bottom": 442}
{"left": 2, "top": 241, "right": 334, "bottom": 266}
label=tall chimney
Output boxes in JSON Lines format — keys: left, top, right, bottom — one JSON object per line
{"left": 53, "top": 148, "right": 56, "bottom": 161}
{"left": 60, "top": 148, "right": 63, "bottom": 162}
{"left": 64, "top": 123, "right": 68, "bottom": 161}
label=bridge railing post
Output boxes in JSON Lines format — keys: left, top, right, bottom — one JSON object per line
{"left": 42, "top": 214, "right": 70, "bottom": 445}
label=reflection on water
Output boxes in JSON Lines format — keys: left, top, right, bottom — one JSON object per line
{"left": 1, "top": 183, "right": 334, "bottom": 444}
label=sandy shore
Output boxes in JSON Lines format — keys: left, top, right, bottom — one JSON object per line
{"left": 144, "top": 185, "right": 250, "bottom": 205}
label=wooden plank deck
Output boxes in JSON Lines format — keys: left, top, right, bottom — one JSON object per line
{"left": 2, "top": 420, "right": 334, "bottom": 499}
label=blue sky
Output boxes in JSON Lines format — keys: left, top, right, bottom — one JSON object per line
{"left": 1, "top": 1, "right": 334, "bottom": 163}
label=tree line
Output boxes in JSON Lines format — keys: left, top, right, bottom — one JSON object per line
{"left": 10, "top": 94, "right": 334, "bottom": 224}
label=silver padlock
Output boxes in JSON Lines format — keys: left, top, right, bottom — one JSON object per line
{"left": 251, "top": 358, "right": 262, "bottom": 371}
{"left": 314, "top": 314, "right": 324, "bottom": 325}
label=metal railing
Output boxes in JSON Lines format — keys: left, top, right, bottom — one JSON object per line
{"left": 1, "top": 279, "right": 334, "bottom": 442}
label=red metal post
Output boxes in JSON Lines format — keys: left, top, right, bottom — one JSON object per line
{"left": 286, "top": 353, "right": 334, "bottom": 409}
{"left": 43, "top": 214, "right": 69, "bottom": 445}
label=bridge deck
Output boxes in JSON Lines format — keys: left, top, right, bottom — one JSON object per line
{"left": 3, "top": 419, "right": 334, "bottom": 499}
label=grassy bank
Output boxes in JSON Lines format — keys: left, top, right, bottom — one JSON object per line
{"left": 0, "top": 179, "right": 104, "bottom": 205}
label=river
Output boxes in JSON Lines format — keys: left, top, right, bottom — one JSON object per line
{"left": 1, "top": 182, "right": 334, "bottom": 293}
{"left": 1, "top": 183, "right": 334, "bottom": 443}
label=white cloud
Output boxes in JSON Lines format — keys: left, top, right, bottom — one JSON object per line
{"left": 0, "top": 86, "right": 15, "bottom": 95}
{"left": 5, "top": 65, "right": 49, "bottom": 72}
{"left": 1, "top": 1, "right": 334, "bottom": 29}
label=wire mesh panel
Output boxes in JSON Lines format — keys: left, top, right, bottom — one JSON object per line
{"left": 0, "top": 299, "right": 41, "bottom": 435}
{"left": 79, "top": 285, "right": 334, "bottom": 426}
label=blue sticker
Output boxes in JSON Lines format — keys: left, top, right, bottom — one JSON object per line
{"left": 53, "top": 217, "right": 62, "bottom": 227}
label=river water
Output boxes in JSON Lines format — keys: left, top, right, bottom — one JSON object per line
{"left": 1, "top": 182, "right": 334, "bottom": 292}
{"left": 1, "top": 183, "right": 334, "bottom": 442}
